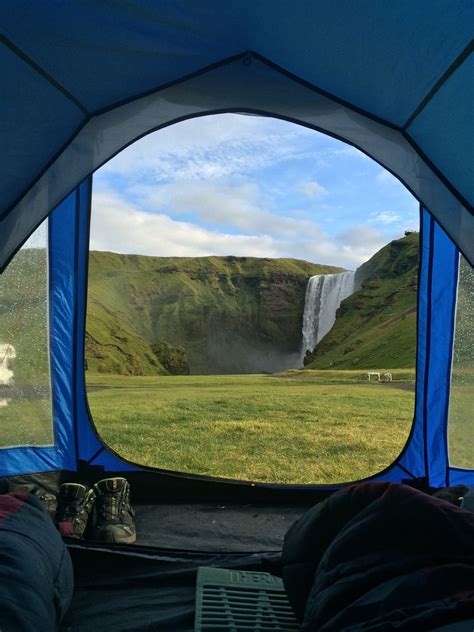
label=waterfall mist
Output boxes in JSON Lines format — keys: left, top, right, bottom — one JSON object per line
{"left": 300, "top": 271, "right": 355, "bottom": 363}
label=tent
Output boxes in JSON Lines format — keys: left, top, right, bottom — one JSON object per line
{"left": 0, "top": 2, "right": 473, "bottom": 629}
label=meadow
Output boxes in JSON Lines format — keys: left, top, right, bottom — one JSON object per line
{"left": 87, "top": 370, "right": 416, "bottom": 484}
{"left": 0, "top": 394, "right": 53, "bottom": 447}
{"left": 447, "top": 376, "right": 474, "bottom": 469}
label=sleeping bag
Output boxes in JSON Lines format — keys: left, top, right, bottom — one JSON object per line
{"left": 282, "top": 481, "right": 474, "bottom": 631}
{"left": 0, "top": 492, "right": 73, "bottom": 632}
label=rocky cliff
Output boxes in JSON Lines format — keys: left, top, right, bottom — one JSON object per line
{"left": 86, "top": 253, "right": 342, "bottom": 374}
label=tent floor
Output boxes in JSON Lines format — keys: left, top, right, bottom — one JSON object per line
{"left": 66, "top": 546, "right": 282, "bottom": 632}
{"left": 64, "top": 503, "right": 307, "bottom": 631}
{"left": 131, "top": 502, "right": 307, "bottom": 551}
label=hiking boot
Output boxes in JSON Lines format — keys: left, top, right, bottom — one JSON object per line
{"left": 36, "top": 491, "right": 58, "bottom": 520}
{"left": 55, "top": 483, "right": 96, "bottom": 539}
{"left": 92, "top": 478, "right": 136, "bottom": 544}
{"left": 8, "top": 483, "right": 58, "bottom": 519}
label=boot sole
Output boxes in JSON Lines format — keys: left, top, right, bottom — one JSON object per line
{"left": 93, "top": 530, "right": 137, "bottom": 544}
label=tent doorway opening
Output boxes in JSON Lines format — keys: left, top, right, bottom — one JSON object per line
{"left": 83, "top": 113, "right": 420, "bottom": 485}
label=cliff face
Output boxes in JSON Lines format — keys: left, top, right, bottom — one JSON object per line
{"left": 86, "top": 254, "right": 342, "bottom": 374}
{"left": 304, "top": 233, "right": 419, "bottom": 370}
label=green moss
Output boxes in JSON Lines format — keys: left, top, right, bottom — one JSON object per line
{"left": 151, "top": 340, "right": 189, "bottom": 375}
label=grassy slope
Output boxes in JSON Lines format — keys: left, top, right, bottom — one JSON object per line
{"left": 305, "top": 233, "right": 419, "bottom": 369}
{"left": 86, "top": 301, "right": 169, "bottom": 375}
{"left": 87, "top": 254, "right": 342, "bottom": 374}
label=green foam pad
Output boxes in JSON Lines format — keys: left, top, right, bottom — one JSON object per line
{"left": 195, "top": 566, "right": 299, "bottom": 631}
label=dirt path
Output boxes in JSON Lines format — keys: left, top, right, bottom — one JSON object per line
{"left": 382, "top": 382, "right": 416, "bottom": 392}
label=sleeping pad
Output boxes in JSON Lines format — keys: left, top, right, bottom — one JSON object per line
{"left": 281, "top": 481, "right": 474, "bottom": 631}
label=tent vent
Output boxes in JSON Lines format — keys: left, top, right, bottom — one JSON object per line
{"left": 195, "top": 567, "right": 299, "bottom": 631}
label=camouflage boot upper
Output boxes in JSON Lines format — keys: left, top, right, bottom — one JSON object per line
{"left": 92, "top": 477, "right": 136, "bottom": 544}
{"left": 55, "top": 483, "right": 96, "bottom": 539}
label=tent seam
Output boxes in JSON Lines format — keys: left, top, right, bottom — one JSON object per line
{"left": 90, "top": 51, "right": 250, "bottom": 117}
{"left": 403, "top": 41, "right": 474, "bottom": 130}
{"left": 0, "top": 33, "right": 89, "bottom": 115}
{"left": 0, "top": 118, "right": 90, "bottom": 225}
{"left": 252, "top": 52, "right": 401, "bottom": 131}
{"left": 0, "top": 52, "right": 248, "bottom": 227}
{"left": 401, "top": 130, "right": 473, "bottom": 216}
{"left": 71, "top": 186, "right": 82, "bottom": 468}
{"left": 422, "top": 214, "right": 435, "bottom": 483}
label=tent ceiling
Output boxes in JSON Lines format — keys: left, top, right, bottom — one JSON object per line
{"left": 0, "top": 1, "right": 473, "bottom": 268}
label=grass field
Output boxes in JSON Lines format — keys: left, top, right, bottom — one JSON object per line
{"left": 448, "top": 378, "right": 474, "bottom": 469}
{"left": 0, "top": 396, "right": 53, "bottom": 447}
{"left": 2, "top": 368, "right": 469, "bottom": 482}
{"left": 86, "top": 370, "right": 416, "bottom": 484}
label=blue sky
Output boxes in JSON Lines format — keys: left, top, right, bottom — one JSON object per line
{"left": 91, "top": 113, "right": 418, "bottom": 269}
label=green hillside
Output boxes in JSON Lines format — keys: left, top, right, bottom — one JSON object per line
{"left": 86, "top": 254, "right": 342, "bottom": 375}
{"left": 304, "top": 233, "right": 419, "bottom": 369}
{"left": 2, "top": 239, "right": 421, "bottom": 380}
{"left": 85, "top": 301, "right": 170, "bottom": 376}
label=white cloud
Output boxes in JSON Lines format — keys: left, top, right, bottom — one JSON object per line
{"left": 296, "top": 180, "right": 328, "bottom": 199}
{"left": 89, "top": 114, "right": 418, "bottom": 270}
{"left": 370, "top": 210, "right": 402, "bottom": 224}
{"left": 90, "top": 189, "right": 383, "bottom": 269}
{"left": 376, "top": 169, "right": 397, "bottom": 185}
{"left": 338, "top": 224, "right": 385, "bottom": 248}
{"left": 127, "top": 180, "right": 323, "bottom": 240}
{"left": 97, "top": 114, "right": 371, "bottom": 188}
{"left": 334, "top": 145, "right": 371, "bottom": 160}
{"left": 90, "top": 190, "right": 279, "bottom": 258}
{"left": 99, "top": 114, "right": 313, "bottom": 184}
{"left": 335, "top": 225, "right": 388, "bottom": 264}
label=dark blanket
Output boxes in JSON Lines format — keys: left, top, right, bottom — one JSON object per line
{"left": 0, "top": 492, "right": 73, "bottom": 632}
{"left": 282, "top": 482, "right": 474, "bottom": 631}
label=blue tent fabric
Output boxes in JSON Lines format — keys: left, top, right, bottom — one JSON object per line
{"left": 1, "top": 53, "right": 472, "bottom": 272}
{"left": 0, "top": 3, "right": 472, "bottom": 487}
{"left": 0, "top": 3, "right": 472, "bottom": 268}
{"left": 0, "top": 1, "right": 471, "bottom": 121}
{"left": 398, "top": 209, "right": 459, "bottom": 487}
{"left": 407, "top": 53, "right": 474, "bottom": 207}
{"left": 49, "top": 179, "right": 137, "bottom": 475}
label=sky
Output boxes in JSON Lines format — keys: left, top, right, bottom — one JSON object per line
{"left": 91, "top": 113, "right": 419, "bottom": 270}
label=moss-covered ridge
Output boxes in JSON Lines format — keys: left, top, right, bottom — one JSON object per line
{"left": 86, "top": 254, "right": 342, "bottom": 375}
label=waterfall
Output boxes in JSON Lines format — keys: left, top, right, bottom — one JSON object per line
{"left": 300, "top": 271, "right": 355, "bottom": 362}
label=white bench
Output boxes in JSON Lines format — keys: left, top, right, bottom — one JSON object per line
{"left": 367, "top": 371, "right": 380, "bottom": 381}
